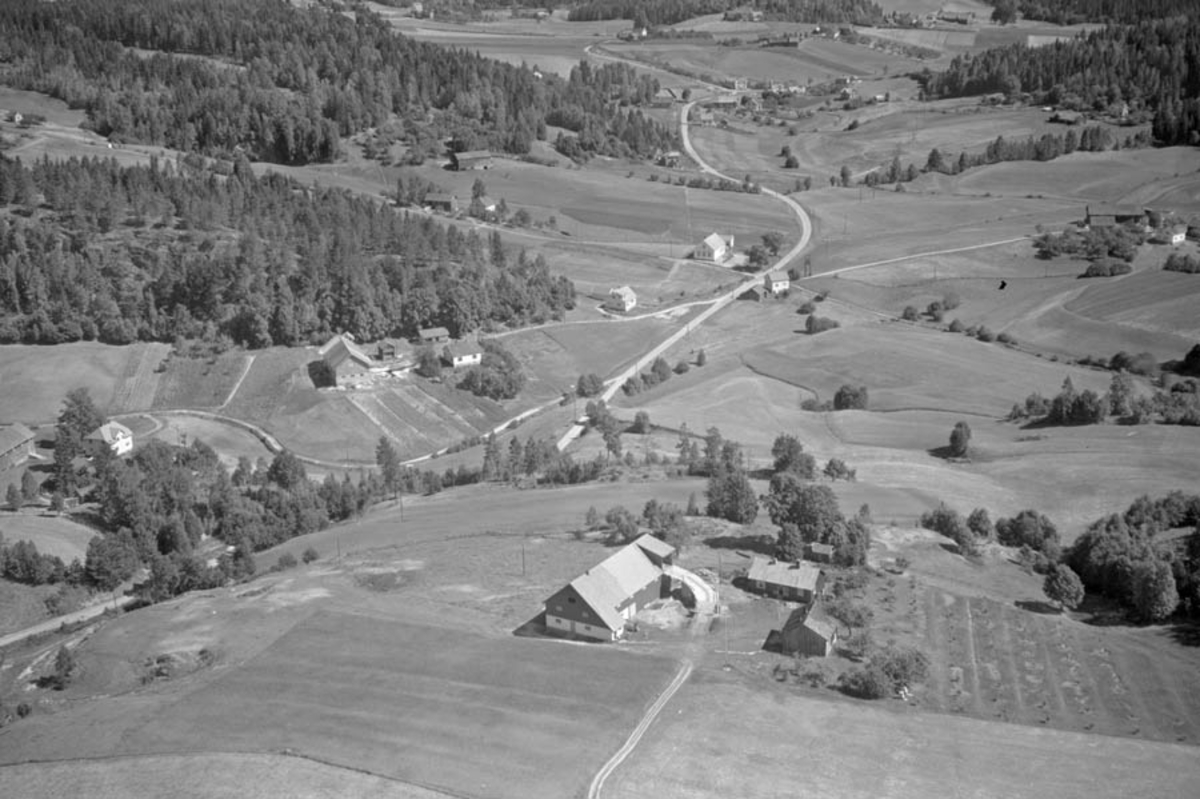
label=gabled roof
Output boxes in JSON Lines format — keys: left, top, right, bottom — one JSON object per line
{"left": 425, "top": 192, "right": 456, "bottom": 204}
{"left": 419, "top": 326, "right": 450, "bottom": 341}
{"left": 633, "top": 533, "right": 675, "bottom": 561}
{"left": 765, "top": 270, "right": 789, "bottom": 283}
{"left": 783, "top": 605, "right": 836, "bottom": 641}
{"left": 747, "top": 556, "right": 821, "bottom": 592}
{"left": 445, "top": 340, "right": 483, "bottom": 359}
{"left": 553, "top": 536, "right": 670, "bottom": 633}
{"left": 454, "top": 150, "right": 492, "bottom": 160}
{"left": 807, "top": 542, "right": 834, "bottom": 556}
{"left": 702, "top": 232, "right": 727, "bottom": 251}
{"left": 0, "top": 423, "right": 34, "bottom": 452}
{"left": 85, "top": 421, "right": 132, "bottom": 444}
{"left": 610, "top": 286, "right": 636, "bottom": 302}
{"left": 323, "top": 336, "right": 373, "bottom": 370}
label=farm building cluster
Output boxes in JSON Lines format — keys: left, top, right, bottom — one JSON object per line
{"left": 544, "top": 534, "right": 678, "bottom": 642}
{"left": 318, "top": 330, "right": 483, "bottom": 388}
{"left": 744, "top": 553, "right": 838, "bottom": 658}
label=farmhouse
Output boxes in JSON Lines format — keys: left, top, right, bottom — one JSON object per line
{"left": 705, "top": 95, "right": 740, "bottom": 109}
{"left": 780, "top": 606, "right": 838, "bottom": 657}
{"left": 544, "top": 535, "right": 676, "bottom": 642}
{"left": 1050, "top": 110, "right": 1083, "bottom": 125}
{"left": 475, "top": 195, "right": 499, "bottom": 214}
{"left": 695, "top": 232, "right": 734, "bottom": 262}
{"left": 1086, "top": 204, "right": 1147, "bottom": 230}
{"left": 0, "top": 422, "right": 35, "bottom": 472}
{"left": 85, "top": 421, "right": 133, "bottom": 458}
{"left": 938, "top": 10, "right": 975, "bottom": 24}
{"left": 322, "top": 334, "right": 374, "bottom": 386}
{"left": 442, "top": 340, "right": 483, "bottom": 369}
{"left": 656, "top": 149, "right": 682, "bottom": 167}
{"left": 764, "top": 271, "right": 789, "bottom": 295}
{"left": 418, "top": 326, "right": 450, "bottom": 345}
{"left": 450, "top": 150, "right": 493, "bottom": 171}
{"left": 733, "top": 78, "right": 749, "bottom": 91}
{"left": 746, "top": 556, "right": 824, "bottom": 603}
{"left": 424, "top": 192, "right": 458, "bottom": 213}
{"left": 606, "top": 286, "right": 637, "bottom": 313}
{"left": 1170, "top": 224, "right": 1188, "bottom": 245}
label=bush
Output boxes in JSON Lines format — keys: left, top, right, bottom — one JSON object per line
{"left": 798, "top": 301, "right": 816, "bottom": 314}
{"left": 997, "top": 332, "right": 1016, "bottom": 345}
{"left": 301, "top": 547, "right": 319, "bottom": 564}
{"left": 874, "top": 644, "right": 930, "bottom": 690}
{"left": 948, "top": 318, "right": 964, "bottom": 333}
{"left": 833, "top": 385, "right": 868, "bottom": 410}
{"left": 838, "top": 665, "right": 890, "bottom": 699}
{"left": 674, "top": 360, "right": 690, "bottom": 374}
{"left": 17, "top": 702, "right": 32, "bottom": 718}
{"left": 976, "top": 326, "right": 995, "bottom": 342}
{"left": 1083, "top": 258, "right": 1132, "bottom": 278}
{"left": 276, "top": 552, "right": 298, "bottom": 570}
{"left": 806, "top": 315, "right": 840, "bottom": 335}
{"left": 901, "top": 305, "right": 919, "bottom": 321}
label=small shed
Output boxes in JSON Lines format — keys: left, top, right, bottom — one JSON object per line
{"left": 804, "top": 542, "right": 834, "bottom": 564}
{"left": 780, "top": 606, "right": 838, "bottom": 657}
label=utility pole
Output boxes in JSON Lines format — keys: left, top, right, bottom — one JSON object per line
{"left": 521, "top": 540, "right": 527, "bottom": 578}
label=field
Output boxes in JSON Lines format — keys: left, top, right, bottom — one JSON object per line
{"left": 0, "top": 753, "right": 456, "bottom": 799}
{"left": 604, "top": 677, "right": 1200, "bottom": 799}
{"left": 0, "top": 343, "right": 169, "bottom": 424}
{"left": 121, "top": 613, "right": 674, "bottom": 799}
{"left": 0, "top": 511, "right": 97, "bottom": 563}
{"left": 141, "top": 414, "right": 275, "bottom": 472}
{"left": 151, "top": 350, "right": 249, "bottom": 411}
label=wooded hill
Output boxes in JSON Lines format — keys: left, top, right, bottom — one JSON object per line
{"left": 1001, "top": 0, "right": 1200, "bottom": 25}
{"left": 922, "top": 18, "right": 1200, "bottom": 146}
{"left": 0, "top": 154, "right": 574, "bottom": 347}
{"left": 0, "top": 0, "right": 674, "bottom": 164}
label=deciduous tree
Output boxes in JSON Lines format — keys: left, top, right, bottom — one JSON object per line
{"left": 1043, "top": 564, "right": 1085, "bottom": 611}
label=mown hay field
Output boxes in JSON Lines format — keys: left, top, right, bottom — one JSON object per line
{"left": 114, "top": 612, "right": 675, "bottom": 799}
{"left": 0, "top": 343, "right": 167, "bottom": 424}
{"left": 606, "top": 675, "right": 1200, "bottom": 799}
{"left": 0, "top": 512, "right": 96, "bottom": 564}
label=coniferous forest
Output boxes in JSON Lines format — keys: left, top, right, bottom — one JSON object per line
{"left": 0, "top": 0, "right": 675, "bottom": 164}
{"left": 1004, "top": 0, "right": 1200, "bottom": 25}
{"left": 923, "top": 18, "right": 1200, "bottom": 147}
{"left": 0, "top": 154, "right": 575, "bottom": 347}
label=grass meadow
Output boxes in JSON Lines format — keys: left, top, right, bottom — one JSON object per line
{"left": 0, "top": 511, "right": 96, "bottom": 564}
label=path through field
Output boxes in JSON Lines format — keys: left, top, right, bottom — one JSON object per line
{"left": 587, "top": 659, "right": 694, "bottom": 799}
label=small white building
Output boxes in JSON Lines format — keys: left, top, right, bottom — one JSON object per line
{"left": 695, "top": 232, "right": 734, "bottom": 262}
{"left": 443, "top": 340, "right": 483, "bottom": 368}
{"left": 764, "top": 270, "right": 790, "bottom": 295}
{"left": 85, "top": 421, "right": 133, "bottom": 458}
{"left": 1170, "top": 225, "right": 1188, "bottom": 245}
{"left": 606, "top": 286, "right": 637, "bottom": 313}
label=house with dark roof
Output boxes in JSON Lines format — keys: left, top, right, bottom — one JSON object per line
{"left": 0, "top": 423, "right": 35, "bottom": 472}
{"left": 321, "top": 334, "right": 374, "bottom": 386}
{"left": 1086, "top": 204, "right": 1147, "bottom": 230}
{"left": 85, "top": 421, "right": 133, "bottom": 458}
{"left": 450, "top": 150, "right": 493, "bottom": 171}
{"left": 425, "top": 192, "right": 458, "bottom": 213}
{"left": 746, "top": 556, "right": 824, "bottom": 603}
{"left": 543, "top": 534, "right": 676, "bottom": 642}
{"left": 780, "top": 605, "right": 838, "bottom": 657}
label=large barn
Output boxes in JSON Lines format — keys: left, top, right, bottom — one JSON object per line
{"left": 321, "top": 334, "right": 374, "bottom": 386}
{"left": 544, "top": 535, "right": 676, "bottom": 642}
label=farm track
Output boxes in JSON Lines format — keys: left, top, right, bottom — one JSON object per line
{"left": 217, "top": 353, "right": 255, "bottom": 410}
{"left": 109, "top": 343, "right": 163, "bottom": 414}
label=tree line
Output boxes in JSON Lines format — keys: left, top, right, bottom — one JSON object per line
{"left": 0, "top": 154, "right": 575, "bottom": 347}
{"left": 1004, "top": 0, "right": 1200, "bottom": 25}
{"left": 0, "top": 0, "right": 674, "bottom": 164}
{"left": 567, "top": 0, "right": 728, "bottom": 26}
{"left": 921, "top": 17, "right": 1200, "bottom": 146}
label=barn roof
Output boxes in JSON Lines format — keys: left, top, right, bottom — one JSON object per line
{"left": 419, "top": 326, "right": 450, "bottom": 341}
{"left": 747, "top": 556, "right": 821, "bottom": 592}
{"left": 323, "top": 336, "right": 373, "bottom": 369}
{"left": 425, "top": 192, "right": 456, "bottom": 204}
{"left": 702, "top": 232, "right": 726, "bottom": 250}
{"left": 444, "top": 340, "right": 483, "bottom": 359}
{"left": 633, "top": 533, "right": 675, "bottom": 561}
{"left": 765, "top": 270, "right": 789, "bottom": 283}
{"left": 554, "top": 536, "right": 669, "bottom": 632}
{"left": 610, "top": 286, "right": 636, "bottom": 302}
{"left": 454, "top": 150, "right": 492, "bottom": 161}
{"left": 0, "top": 423, "right": 34, "bottom": 452}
